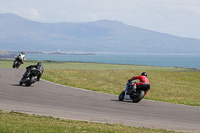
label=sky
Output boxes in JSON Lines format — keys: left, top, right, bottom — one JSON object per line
{"left": 1, "top": 0, "right": 200, "bottom": 39}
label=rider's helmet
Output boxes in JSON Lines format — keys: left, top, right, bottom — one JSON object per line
{"left": 37, "top": 62, "right": 42, "bottom": 66}
{"left": 36, "top": 62, "right": 42, "bottom": 69}
{"left": 141, "top": 72, "right": 147, "bottom": 77}
{"left": 21, "top": 51, "right": 24, "bottom": 55}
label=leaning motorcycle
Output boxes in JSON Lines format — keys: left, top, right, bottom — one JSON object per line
{"left": 13, "top": 57, "right": 22, "bottom": 68}
{"left": 19, "top": 68, "right": 40, "bottom": 86}
{"left": 118, "top": 80, "right": 150, "bottom": 103}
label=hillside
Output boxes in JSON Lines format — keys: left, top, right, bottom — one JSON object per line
{"left": 0, "top": 13, "right": 200, "bottom": 54}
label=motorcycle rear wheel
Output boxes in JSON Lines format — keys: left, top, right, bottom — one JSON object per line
{"left": 25, "top": 77, "right": 34, "bottom": 86}
{"left": 131, "top": 90, "right": 145, "bottom": 103}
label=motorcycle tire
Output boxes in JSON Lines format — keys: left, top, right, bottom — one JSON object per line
{"left": 25, "top": 76, "right": 34, "bottom": 86}
{"left": 118, "top": 91, "right": 125, "bottom": 101}
{"left": 13, "top": 61, "right": 17, "bottom": 68}
{"left": 131, "top": 90, "right": 145, "bottom": 103}
{"left": 19, "top": 80, "right": 23, "bottom": 86}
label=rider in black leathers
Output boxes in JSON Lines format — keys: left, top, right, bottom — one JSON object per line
{"left": 25, "top": 62, "right": 44, "bottom": 81}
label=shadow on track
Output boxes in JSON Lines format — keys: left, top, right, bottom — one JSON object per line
{"left": 110, "top": 99, "right": 133, "bottom": 103}
{"left": 11, "top": 84, "right": 33, "bottom": 87}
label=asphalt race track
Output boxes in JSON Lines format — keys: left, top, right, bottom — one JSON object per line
{"left": 0, "top": 68, "right": 200, "bottom": 132}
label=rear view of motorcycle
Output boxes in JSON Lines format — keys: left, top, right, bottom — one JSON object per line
{"left": 13, "top": 52, "right": 25, "bottom": 68}
{"left": 119, "top": 80, "right": 150, "bottom": 103}
{"left": 19, "top": 68, "right": 41, "bottom": 86}
{"left": 13, "top": 58, "right": 22, "bottom": 68}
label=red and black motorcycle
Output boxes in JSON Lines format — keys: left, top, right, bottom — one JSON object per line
{"left": 119, "top": 80, "right": 150, "bottom": 103}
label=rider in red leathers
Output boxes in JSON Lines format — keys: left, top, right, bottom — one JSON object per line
{"left": 127, "top": 72, "right": 150, "bottom": 96}
{"left": 129, "top": 72, "right": 149, "bottom": 86}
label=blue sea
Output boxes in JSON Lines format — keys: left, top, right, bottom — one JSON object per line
{"left": 26, "top": 54, "right": 200, "bottom": 69}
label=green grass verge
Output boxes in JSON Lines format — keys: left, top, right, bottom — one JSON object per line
{"left": 1, "top": 59, "right": 200, "bottom": 106}
{"left": 0, "top": 110, "right": 184, "bottom": 133}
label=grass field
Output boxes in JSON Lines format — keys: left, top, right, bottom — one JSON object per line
{"left": 1, "top": 59, "right": 200, "bottom": 106}
{"left": 0, "top": 110, "right": 184, "bottom": 133}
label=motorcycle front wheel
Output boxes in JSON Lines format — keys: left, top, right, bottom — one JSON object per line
{"left": 13, "top": 61, "right": 17, "bottom": 68}
{"left": 19, "top": 80, "right": 23, "bottom": 86}
{"left": 118, "top": 91, "right": 125, "bottom": 101}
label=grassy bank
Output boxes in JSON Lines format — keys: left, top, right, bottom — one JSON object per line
{"left": 0, "top": 110, "right": 183, "bottom": 133}
{"left": 1, "top": 59, "right": 200, "bottom": 106}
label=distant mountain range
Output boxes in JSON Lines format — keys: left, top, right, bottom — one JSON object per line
{"left": 0, "top": 13, "right": 200, "bottom": 54}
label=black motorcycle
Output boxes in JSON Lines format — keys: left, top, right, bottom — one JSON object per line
{"left": 13, "top": 58, "right": 22, "bottom": 68}
{"left": 118, "top": 80, "right": 150, "bottom": 103}
{"left": 19, "top": 68, "right": 41, "bottom": 86}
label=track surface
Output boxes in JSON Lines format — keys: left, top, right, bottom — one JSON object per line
{"left": 0, "top": 68, "right": 200, "bottom": 132}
